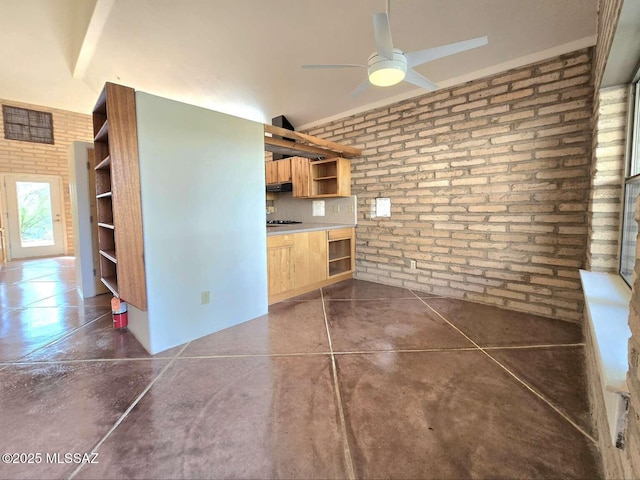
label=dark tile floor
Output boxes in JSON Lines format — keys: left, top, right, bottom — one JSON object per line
{"left": 0, "top": 257, "right": 602, "bottom": 479}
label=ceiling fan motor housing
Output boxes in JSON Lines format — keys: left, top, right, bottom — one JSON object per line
{"left": 368, "top": 49, "right": 407, "bottom": 86}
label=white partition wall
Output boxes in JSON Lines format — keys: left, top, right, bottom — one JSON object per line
{"left": 129, "top": 92, "right": 267, "bottom": 354}
{"left": 68, "top": 141, "right": 108, "bottom": 298}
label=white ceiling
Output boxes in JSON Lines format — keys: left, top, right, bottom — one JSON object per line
{"left": 0, "top": 0, "right": 597, "bottom": 129}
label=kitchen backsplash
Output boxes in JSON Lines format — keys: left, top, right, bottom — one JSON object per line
{"left": 269, "top": 193, "right": 357, "bottom": 224}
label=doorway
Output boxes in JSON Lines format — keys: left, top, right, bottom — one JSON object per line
{"left": 1, "top": 174, "right": 66, "bottom": 259}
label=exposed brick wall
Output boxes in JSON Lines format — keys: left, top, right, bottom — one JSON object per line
{"left": 594, "top": 0, "right": 624, "bottom": 91}
{"left": 305, "top": 48, "right": 593, "bottom": 322}
{"left": 590, "top": 1, "right": 640, "bottom": 476}
{"left": 622, "top": 196, "right": 640, "bottom": 477}
{"left": 0, "top": 100, "right": 93, "bottom": 256}
{"left": 587, "top": 86, "right": 627, "bottom": 272}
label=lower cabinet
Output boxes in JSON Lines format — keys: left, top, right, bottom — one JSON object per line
{"left": 328, "top": 227, "right": 355, "bottom": 277}
{"left": 266, "top": 234, "right": 295, "bottom": 297}
{"left": 294, "top": 231, "right": 327, "bottom": 288}
{"left": 267, "top": 227, "right": 355, "bottom": 304}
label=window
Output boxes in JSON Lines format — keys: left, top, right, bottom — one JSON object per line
{"left": 620, "top": 79, "right": 640, "bottom": 285}
{"left": 2, "top": 105, "right": 54, "bottom": 144}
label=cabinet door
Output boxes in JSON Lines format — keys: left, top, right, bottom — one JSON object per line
{"left": 277, "top": 158, "right": 292, "bottom": 183}
{"left": 291, "top": 157, "right": 310, "bottom": 197}
{"left": 265, "top": 162, "right": 278, "bottom": 184}
{"left": 294, "top": 231, "right": 327, "bottom": 287}
{"left": 267, "top": 236, "right": 295, "bottom": 296}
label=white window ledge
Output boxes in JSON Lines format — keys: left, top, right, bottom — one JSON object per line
{"left": 580, "top": 270, "right": 632, "bottom": 447}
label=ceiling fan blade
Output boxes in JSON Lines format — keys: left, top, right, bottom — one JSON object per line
{"left": 350, "top": 79, "right": 370, "bottom": 98}
{"left": 302, "top": 64, "right": 366, "bottom": 69}
{"left": 372, "top": 13, "right": 394, "bottom": 59}
{"left": 403, "top": 69, "right": 439, "bottom": 91}
{"left": 405, "top": 36, "right": 488, "bottom": 67}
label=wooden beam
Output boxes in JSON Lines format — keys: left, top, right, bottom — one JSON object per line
{"left": 73, "top": 0, "right": 117, "bottom": 79}
{"left": 265, "top": 136, "right": 336, "bottom": 159}
{"left": 264, "top": 124, "right": 361, "bottom": 158}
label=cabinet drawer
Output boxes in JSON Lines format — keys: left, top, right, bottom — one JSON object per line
{"left": 328, "top": 227, "right": 353, "bottom": 240}
{"left": 267, "top": 234, "right": 295, "bottom": 247}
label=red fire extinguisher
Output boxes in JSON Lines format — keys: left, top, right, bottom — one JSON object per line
{"left": 111, "top": 297, "right": 128, "bottom": 330}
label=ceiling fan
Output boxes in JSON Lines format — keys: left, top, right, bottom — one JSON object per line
{"left": 302, "top": 0, "right": 488, "bottom": 98}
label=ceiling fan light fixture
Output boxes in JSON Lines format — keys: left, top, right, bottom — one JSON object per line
{"left": 367, "top": 50, "right": 407, "bottom": 87}
{"left": 369, "top": 66, "right": 405, "bottom": 86}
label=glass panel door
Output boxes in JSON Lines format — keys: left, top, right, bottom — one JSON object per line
{"left": 3, "top": 174, "right": 65, "bottom": 259}
{"left": 16, "top": 181, "right": 55, "bottom": 247}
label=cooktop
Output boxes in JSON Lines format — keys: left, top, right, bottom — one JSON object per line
{"left": 266, "top": 220, "right": 303, "bottom": 225}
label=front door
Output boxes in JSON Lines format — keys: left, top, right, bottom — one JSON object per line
{"left": 2, "top": 174, "right": 65, "bottom": 259}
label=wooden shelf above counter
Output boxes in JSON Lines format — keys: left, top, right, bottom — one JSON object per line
{"left": 264, "top": 124, "right": 361, "bottom": 159}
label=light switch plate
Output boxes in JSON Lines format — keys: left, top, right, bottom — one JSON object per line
{"left": 312, "top": 200, "right": 325, "bottom": 216}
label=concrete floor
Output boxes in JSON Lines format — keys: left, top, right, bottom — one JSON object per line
{"left": 0, "top": 257, "right": 601, "bottom": 479}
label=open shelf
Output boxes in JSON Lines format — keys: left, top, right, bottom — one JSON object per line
{"left": 329, "top": 258, "right": 352, "bottom": 277}
{"left": 314, "top": 176, "right": 338, "bottom": 181}
{"left": 309, "top": 158, "right": 350, "bottom": 197}
{"left": 95, "top": 155, "right": 111, "bottom": 170}
{"left": 96, "top": 198, "right": 113, "bottom": 225}
{"left": 328, "top": 232, "right": 354, "bottom": 277}
{"left": 95, "top": 168, "right": 111, "bottom": 196}
{"left": 98, "top": 226, "right": 115, "bottom": 251}
{"left": 101, "top": 277, "right": 119, "bottom": 297}
{"left": 94, "top": 88, "right": 107, "bottom": 114}
{"left": 99, "top": 249, "right": 117, "bottom": 264}
{"left": 94, "top": 120, "right": 109, "bottom": 142}
{"left": 313, "top": 162, "right": 337, "bottom": 178}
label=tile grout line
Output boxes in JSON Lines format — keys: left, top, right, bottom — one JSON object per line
{"left": 321, "top": 288, "right": 356, "bottom": 480}
{"left": 412, "top": 293, "right": 598, "bottom": 446}
{"left": 0, "top": 312, "right": 112, "bottom": 374}
{"left": 0, "top": 343, "right": 588, "bottom": 368}
{"left": 19, "top": 285, "right": 79, "bottom": 308}
{"left": 323, "top": 296, "right": 427, "bottom": 301}
{"left": 482, "top": 343, "right": 585, "bottom": 350}
{"left": 3, "top": 356, "right": 181, "bottom": 365}
{"left": 68, "top": 341, "right": 192, "bottom": 480}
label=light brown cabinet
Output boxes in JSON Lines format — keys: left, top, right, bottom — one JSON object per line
{"left": 92, "top": 83, "right": 147, "bottom": 310}
{"left": 265, "top": 158, "right": 292, "bottom": 184}
{"left": 266, "top": 234, "right": 295, "bottom": 297}
{"left": 267, "top": 156, "right": 351, "bottom": 198}
{"left": 294, "top": 231, "right": 328, "bottom": 287}
{"left": 311, "top": 158, "right": 351, "bottom": 197}
{"left": 267, "top": 227, "right": 355, "bottom": 304}
{"left": 292, "top": 156, "right": 311, "bottom": 198}
{"left": 328, "top": 228, "right": 355, "bottom": 277}
{"left": 289, "top": 157, "right": 351, "bottom": 198}
{"left": 267, "top": 231, "right": 326, "bottom": 303}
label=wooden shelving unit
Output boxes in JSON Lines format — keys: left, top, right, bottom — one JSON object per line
{"left": 311, "top": 158, "right": 351, "bottom": 197}
{"left": 328, "top": 228, "right": 355, "bottom": 277}
{"left": 92, "top": 83, "right": 147, "bottom": 310}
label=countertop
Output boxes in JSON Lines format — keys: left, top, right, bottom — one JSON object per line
{"left": 266, "top": 222, "right": 355, "bottom": 236}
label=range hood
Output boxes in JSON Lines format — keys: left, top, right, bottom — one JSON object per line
{"left": 266, "top": 182, "right": 293, "bottom": 192}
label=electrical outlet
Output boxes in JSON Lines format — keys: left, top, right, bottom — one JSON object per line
{"left": 201, "top": 291, "right": 210, "bottom": 304}
{"left": 410, "top": 260, "right": 417, "bottom": 269}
